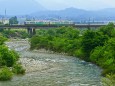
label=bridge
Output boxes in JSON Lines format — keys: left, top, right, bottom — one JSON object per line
{"left": 0, "top": 24, "right": 109, "bottom": 28}
{"left": 0, "top": 24, "right": 111, "bottom": 35}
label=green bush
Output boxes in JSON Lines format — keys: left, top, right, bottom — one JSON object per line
{"left": 102, "top": 64, "right": 115, "bottom": 76}
{"left": 102, "top": 74, "right": 115, "bottom": 86}
{"left": 0, "top": 67, "right": 13, "bottom": 81}
{"left": 0, "top": 34, "right": 25, "bottom": 81}
{"left": 81, "top": 30, "right": 108, "bottom": 59}
{"left": 90, "top": 38, "right": 115, "bottom": 75}
{"left": 30, "top": 24, "right": 115, "bottom": 76}
{"left": 12, "top": 63, "right": 25, "bottom": 74}
{"left": 74, "top": 48, "right": 85, "bottom": 59}
{"left": 99, "top": 23, "right": 114, "bottom": 37}
{"left": 90, "top": 46, "right": 104, "bottom": 64}
{"left": 0, "top": 45, "right": 19, "bottom": 67}
{"left": 1, "top": 29, "right": 29, "bottom": 38}
{"left": 0, "top": 34, "right": 7, "bottom": 45}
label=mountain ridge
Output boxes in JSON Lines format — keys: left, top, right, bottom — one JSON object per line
{"left": 31, "top": 7, "right": 115, "bottom": 21}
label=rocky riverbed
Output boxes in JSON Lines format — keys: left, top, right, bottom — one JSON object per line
{"left": 0, "top": 39, "right": 102, "bottom": 86}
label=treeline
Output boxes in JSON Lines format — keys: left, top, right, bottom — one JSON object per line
{"left": 0, "top": 29, "right": 29, "bottom": 39}
{"left": 0, "top": 34, "right": 25, "bottom": 81}
{"left": 30, "top": 23, "right": 115, "bottom": 76}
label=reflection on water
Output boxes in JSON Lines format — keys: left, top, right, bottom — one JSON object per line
{"left": 0, "top": 39, "right": 102, "bottom": 86}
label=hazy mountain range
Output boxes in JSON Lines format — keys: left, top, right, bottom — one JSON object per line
{"left": 0, "top": 0, "right": 115, "bottom": 21}
{"left": 31, "top": 7, "right": 115, "bottom": 21}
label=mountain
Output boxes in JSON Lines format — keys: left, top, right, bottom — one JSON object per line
{"left": 31, "top": 8, "right": 115, "bottom": 21}
{"left": 31, "top": 7, "right": 87, "bottom": 20}
{"left": 0, "top": 0, "right": 46, "bottom": 15}
{"left": 1, "top": 2, "right": 115, "bottom": 21}
{"left": 80, "top": 8, "right": 115, "bottom": 21}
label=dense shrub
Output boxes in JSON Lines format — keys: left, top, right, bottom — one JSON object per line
{"left": 0, "top": 34, "right": 7, "bottom": 45}
{"left": 90, "top": 38, "right": 115, "bottom": 75}
{"left": 81, "top": 30, "right": 108, "bottom": 60}
{"left": 0, "top": 67, "right": 13, "bottom": 81}
{"left": 99, "top": 23, "right": 114, "bottom": 37}
{"left": 31, "top": 27, "right": 79, "bottom": 54}
{"left": 0, "top": 45, "right": 19, "bottom": 67}
{"left": 12, "top": 63, "right": 25, "bottom": 74}
{"left": 30, "top": 23, "right": 115, "bottom": 76}
{"left": 0, "top": 34, "right": 24, "bottom": 81}
{"left": 74, "top": 48, "right": 85, "bottom": 59}
{"left": 102, "top": 74, "right": 115, "bottom": 86}
{"left": 1, "top": 29, "right": 29, "bottom": 38}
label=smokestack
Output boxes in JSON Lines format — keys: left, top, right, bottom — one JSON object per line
{"left": 5, "top": 9, "right": 6, "bottom": 18}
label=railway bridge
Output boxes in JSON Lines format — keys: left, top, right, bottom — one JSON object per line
{"left": 0, "top": 24, "right": 112, "bottom": 35}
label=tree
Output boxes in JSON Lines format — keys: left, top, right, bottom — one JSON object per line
{"left": 9, "top": 16, "right": 18, "bottom": 25}
{"left": 81, "top": 30, "right": 108, "bottom": 60}
{"left": 99, "top": 23, "right": 114, "bottom": 37}
{"left": 90, "top": 38, "right": 115, "bottom": 75}
{"left": 0, "top": 45, "right": 19, "bottom": 67}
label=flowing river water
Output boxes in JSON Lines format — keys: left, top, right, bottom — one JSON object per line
{"left": 0, "top": 39, "right": 102, "bottom": 86}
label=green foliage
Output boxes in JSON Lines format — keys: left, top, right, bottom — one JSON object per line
{"left": 30, "top": 23, "right": 115, "bottom": 76}
{"left": 0, "top": 35, "right": 19, "bottom": 67}
{"left": 1, "top": 29, "right": 29, "bottom": 38}
{"left": 9, "top": 16, "right": 18, "bottom": 25}
{"left": 99, "top": 23, "right": 114, "bottom": 37}
{"left": 90, "top": 46, "right": 104, "bottom": 63}
{"left": 0, "top": 34, "right": 7, "bottom": 45}
{"left": 0, "top": 28, "right": 4, "bottom": 32}
{"left": 30, "top": 36, "right": 48, "bottom": 49}
{"left": 30, "top": 27, "right": 80, "bottom": 54}
{"left": 90, "top": 38, "right": 115, "bottom": 75}
{"left": 74, "top": 48, "right": 85, "bottom": 59}
{"left": 0, "top": 67, "right": 13, "bottom": 81}
{"left": 81, "top": 30, "right": 108, "bottom": 60}
{"left": 12, "top": 63, "right": 25, "bottom": 74}
{"left": 102, "top": 74, "right": 115, "bottom": 86}
{"left": 0, "top": 35, "right": 25, "bottom": 81}
{"left": 111, "top": 29, "right": 115, "bottom": 37}
{"left": 0, "top": 45, "right": 19, "bottom": 67}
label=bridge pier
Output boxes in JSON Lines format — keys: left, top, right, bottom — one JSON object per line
{"left": 33, "top": 28, "right": 36, "bottom": 35}
{"left": 27, "top": 27, "right": 36, "bottom": 36}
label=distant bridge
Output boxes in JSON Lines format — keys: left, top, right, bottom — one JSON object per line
{"left": 0, "top": 24, "right": 111, "bottom": 35}
{"left": 0, "top": 24, "right": 109, "bottom": 28}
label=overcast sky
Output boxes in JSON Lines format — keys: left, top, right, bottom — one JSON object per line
{"left": 35, "top": 0, "right": 115, "bottom": 10}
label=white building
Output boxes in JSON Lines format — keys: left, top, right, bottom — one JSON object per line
{"left": 0, "top": 19, "right": 9, "bottom": 25}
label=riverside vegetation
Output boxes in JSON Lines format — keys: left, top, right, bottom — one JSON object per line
{"left": 0, "top": 34, "right": 25, "bottom": 81}
{"left": 30, "top": 23, "right": 115, "bottom": 85}
{"left": 0, "top": 28, "right": 29, "bottom": 39}
{"left": 0, "top": 23, "right": 114, "bottom": 85}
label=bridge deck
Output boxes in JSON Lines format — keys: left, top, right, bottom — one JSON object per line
{"left": 0, "top": 24, "right": 112, "bottom": 29}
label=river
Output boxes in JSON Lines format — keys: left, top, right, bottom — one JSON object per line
{"left": 0, "top": 39, "right": 102, "bottom": 86}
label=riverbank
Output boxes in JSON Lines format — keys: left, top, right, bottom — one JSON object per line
{"left": 30, "top": 25, "right": 115, "bottom": 76}
{"left": 0, "top": 36, "right": 25, "bottom": 81}
{"left": 0, "top": 39, "right": 102, "bottom": 86}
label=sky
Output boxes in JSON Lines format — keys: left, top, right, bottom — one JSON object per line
{"left": 0, "top": 0, "right": 45, "bottom": 15}
{"left": 35, "top": 0, "right": 115, "bottom": 10}
{"left": 0, "top": 0, "right": 115, "bottom": 15}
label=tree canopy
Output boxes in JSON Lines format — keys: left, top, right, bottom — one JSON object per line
{"left": 9, "top": 16, "right": 18, "bottom": 25}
